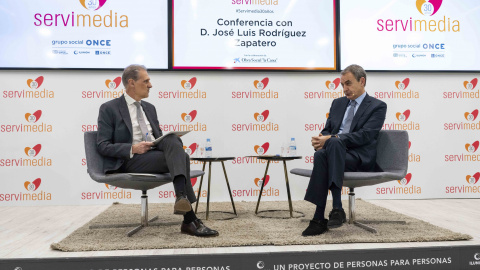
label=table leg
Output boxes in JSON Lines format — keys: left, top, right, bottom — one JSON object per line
{"left": 283, "top": 160, "right": 294, "bottom": 218}
{"left": 195, "top": 161, "right": 207, "bottom": 214}
{"left": 255, "top": 160, "right": 270, "bottom": 215}
{"left": 221, "top": 161, "right": 237, "bottom": 216}
{"left": 206, "top": 161, "right": 212, "bottom": 220}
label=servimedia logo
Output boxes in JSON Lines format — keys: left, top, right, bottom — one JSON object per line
{"left": 465, "top": 141, "right": 479, "bottom": 153}
{"left": 27, "top": 76, "right": 44, "bottom": 89}
{"left": 0, "top": 178, "right": 52, "bottom": 202}
{"left": 416, "top": 0, "right": 443, "bottom": 16}
{"left": 443, "top": 78, "right": 480, "bottom": 99}
{"left": 159, "top": 110, "right": 207, "bottom": 131}
{"left": 395, "top": 78, "right": 410, "bottom": 90}
{"left": 183, "top": 143, "right": 199, "bottom": 156}
{"left": 466, "top": 173, "right": 480, "bottom": 185}
{"left": 446, "top": 172, "right": 480, "bottom": 195}
{"left": 181, "top": 77, "right": 197, "bottom": 90}
{"left": 25, "top": 110, "right": 42, "bottom": 123}
{"left": 465, "top": 110, "right": 479, "bottom": 121}
{"left": 158, "top": 77, "right": 206, "bottom": 99}
{"left": 79, "top": 0, "right": 108, "bottom": 11}
{"left": 105, "top": 77, "right": 121, "bottom": 89}
{"left": 325, "top": 78, "right": 340, "bottom": 90}
{"left": 25, "top": 178, "right": 41, "bottom": 191}
{"left": 232, "top": 77, "right": 278, "bottom": 99}
{"left": 25, "top": 144, "right": 42, "bottom": 157}
{"left": 254, "top": 110, "right": 269, "bottom": 122}
{"left": 254, "top": 142, "right": 269, "bottom": 155}
{"left": 396, "top": 110, "right": 410, "bottom": 122}
{"left": 254, "top": 77, "right": 269, "bottom": 90}
{"left": 376, "top": 173, "right": 422, "bottom": 195}
{"left": 464, "top": 78, "right": 477, "bottom": 90}
{"left": 182, "top": 110, "right": 197, "bottom": 123}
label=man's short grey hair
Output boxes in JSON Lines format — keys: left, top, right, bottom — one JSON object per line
{"left": 341, "top": 64, "right": 367, "bottom": 86}
{"left": 122, "top": 64, "right": 147, "bottom": 87}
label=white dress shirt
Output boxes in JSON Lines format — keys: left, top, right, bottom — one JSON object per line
{"left": 124, "top": 94, "right": 155, "bottom": 156}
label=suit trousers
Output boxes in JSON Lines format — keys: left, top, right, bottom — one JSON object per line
{"left": 304, "top": 137, "right": 360, "bottom": 207}
{"left": 119, "top": 135, "right": 196, "bottom": 203}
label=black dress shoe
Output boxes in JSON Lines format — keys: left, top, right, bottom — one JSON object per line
{"left": 302, "top": 219, "right": 328, "bottom": 236}
{"left": 174, "top": 195, "right": 191, "bottom": 215}
{"left": 181, "top": 219, "right": 219, "bottom": 237}
{"left": 327, "top": 208, "right": 346, "bottom": 228}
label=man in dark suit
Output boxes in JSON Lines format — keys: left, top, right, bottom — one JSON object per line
{"left": 302, "top": 64, "right": 387, "bottom": 236}
{"left": 97, "top": 64, "right": 218, "bottom": 237}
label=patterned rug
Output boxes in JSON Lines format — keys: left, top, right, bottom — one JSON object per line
{"left": 51, "top": 200, "right": 471, "bottom": 251}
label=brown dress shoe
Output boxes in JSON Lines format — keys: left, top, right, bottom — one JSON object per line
{"left": 181, "top": 219, "right": 219, "bottom": 237}
{"left": 174, "top": 195, "right": 192, "bottom": 215}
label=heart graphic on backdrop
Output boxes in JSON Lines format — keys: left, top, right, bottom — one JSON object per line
{"left": 325, "top": 78, "right": 340, "bottom": 90}
{"left": 465, "top": 141, "right": 479, "bottom": 153}
{"left": 24, "top": 144, "right": 42, "bottom": 157}
{"left": 26, "top": 76, "right": 44, "bottom": 89}
{"left": 254, "top": 175, "right": 270, "bottom": 187}
{"left": 395, "top": 78, "right": 410, "bottom": 90}
{"left": 181, "top": 110, "right": 197, "bottom": 122}
{"left": 254, "top": 110, "right": 269, "bottom": 122}
{"left": 398, "top": 173, "right": 412, "bottom": 185}
{"left": 415, "top": 0, "right": 443, "bottom": 16}
{"left": 464, "top": 78, "right": 478, "bottom": 90}
{"left": 181, "top": 77, "right": 197, "bottom": 90}
{"left": 24, "top": 178, "right": 41, "bottom": 191}
{"left": 191, "top": 177, "right": 198, "bottom": 187}
{"left": 254, "top": 142, "right": 270, "bottom": 155}
{"left": 396, "top": 110, "right": 410, "bottom": 122}
{"left": 105, "top": 77, "right": 121, "bottom": 89}
{"left": 104, "top": 184, "right": 118, "bottom": 190}
{"left": 183, "top": 143, "right": 198, "bottom": 155}
{"left": 79, "top": 0, "right": 108, "bottom": 10}
{"left": 25, "top": 110, "right": 42, "bottom": 123}
{"left": 464, "top": 110, "right": 479, "bottom": 121}
{"left": 408, "top": 141, "right": 411, "bottom": 149}
{"left": 466, "top": 172, "right": 480, "bottom": 185}
{"left": 254, "top": 77, "right": 269, "bottom": 90}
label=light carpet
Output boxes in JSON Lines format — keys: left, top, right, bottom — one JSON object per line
{"left": 51, "top": 200, "right": 471, "bottom": 251}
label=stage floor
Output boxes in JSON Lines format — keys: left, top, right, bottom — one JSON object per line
{"left": 1, "top": 199, "right": 479, "bottom": 258}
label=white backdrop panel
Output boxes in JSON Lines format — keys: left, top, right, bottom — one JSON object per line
{"left": 0, "top": 70, "right": 479, "bottom": 206}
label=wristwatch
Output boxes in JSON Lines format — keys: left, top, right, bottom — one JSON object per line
{"left": 331, "top": 134, "right": 338, "bottom": 138}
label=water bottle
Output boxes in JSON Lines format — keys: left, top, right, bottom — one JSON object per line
{"left": 289, "top": 138, "right": 296, "bottom": 156}
{"left": 205, "top": 138, "right": 213, "bottom": 158}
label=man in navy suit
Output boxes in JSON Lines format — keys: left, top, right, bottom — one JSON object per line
{"left": 97, "top": 64, "right": 218, "bottom": 237}
{"left": 302, "top": 64, "right": 387, "bottom": 236}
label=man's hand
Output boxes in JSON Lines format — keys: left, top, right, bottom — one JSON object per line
{"left": 311, "top": 135, "right": 332, "bottom": 150}
{"left": 132, "top": 141, "right": 154, "bottom": 154}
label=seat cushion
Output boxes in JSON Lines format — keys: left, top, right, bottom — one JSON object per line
{"left": 89, "top": 170, "right": 205, "bottom": 190}
{"left": 290, "top": 168, "right": 406, "bottom": 189}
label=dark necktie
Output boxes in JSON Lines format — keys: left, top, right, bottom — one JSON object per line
{"left": 343, "top": 100, "right": 357, "bottom": 133}
{"left": 133, "top": 102, "right": 151, "bottom": 141}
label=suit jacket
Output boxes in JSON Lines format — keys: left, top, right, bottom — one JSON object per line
{"left": 321, "top": 93, "right": 387, "bottom": 171}
{"left": 97, "top": 95, "right": 163, "bottom": 173}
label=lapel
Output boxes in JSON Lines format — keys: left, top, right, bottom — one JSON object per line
{"left": 118, "top": 95, "right": 133, "bottom": 136}
{"left": 349, "top": 93, "right": 372, "bottom": 132}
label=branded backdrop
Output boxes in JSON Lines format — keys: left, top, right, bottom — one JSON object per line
{"left": 0, "top": 70, "right": 479, "bottom": 206}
